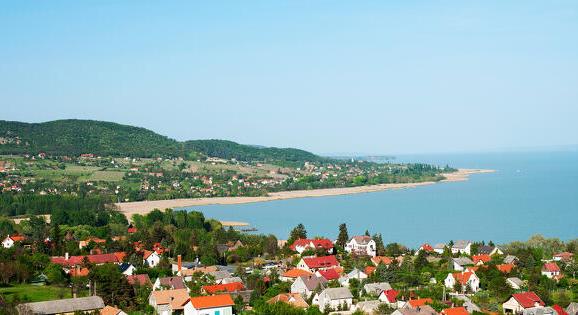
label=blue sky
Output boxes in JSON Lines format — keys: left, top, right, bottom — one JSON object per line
{"left": 2, "top": 1, "right": 577, "bottom": 154}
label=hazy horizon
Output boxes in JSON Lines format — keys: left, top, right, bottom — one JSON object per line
{"left": 2, "top": 1, "right": 578, "bottom": 154}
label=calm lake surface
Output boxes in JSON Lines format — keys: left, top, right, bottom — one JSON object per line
{"left": 181, "top": 151, "right": 578, "bottom": 247}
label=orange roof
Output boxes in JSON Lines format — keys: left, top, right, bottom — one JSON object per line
{"left": 113, "top": 252, "right": 126, "bottom": 262}
{"left": 9, "top": 235, "right": 26, "bottom": 242}
{"left": 189, "top": 294, "right": 235, "bottom": 310}
{"left": 267, "top": 293, "right": 309, "bottom": 308}
{"left": 452, "top": 271, "right": 475, "bottom": 285}
{"left": 70, "top": 267, "right": 90, "bottom": 277}
{"left": 497, "top": 263, "right": 515, "bottom": 273}
{"left": 372, "top": 256, "right": 394, "bottom": 266}
{"left": 408, "top": 298, "right": 433, "bottom": 307}
{"left": 151, "top": 289, "right": 189, "bottom": 309}
{"left": 364, "top": 266, "right": 376, "bottom": 275}
{"left": 472, "top": 254, "right": 491, "bottom": 264}
{"left": 283, "top": 269, "right": 312, "bottom": 278}
{"left": 442, "top": 307, "right": 469, "bottom": 315}
{"left": 100, "top": 306, "right": 122, "bottom": 315}
{"left": 202, "top": 282, "right": 244, "bottom": 294}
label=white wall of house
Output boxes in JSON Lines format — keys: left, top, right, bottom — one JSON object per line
{"left": 345, "top": 238, "right": 376, "bottom": 257}
{"left": 183, "top": 302, "right": 233, "bottom": 315}
{"left": 317, "top": 294, "right": 352, "bottom": 312}
{"left": 503, "top": 297, "right": 524, "bottom": 314}
{"left": 541, "top": 270, "right": 559, "bottom": 279}
{"left": 145, "top": 253, "right": 161, "bottom": 268}
{"left": 122, "top": 265, "right": 136, "bottom": 276}
{"left": 296, "top": 259, "right": 312, "bottom": 272}
{"left": 2, "top": 237, "right": 14, "bottom": 248}
{"left": 291, "top": 278, "right": 313, "bottom": 298}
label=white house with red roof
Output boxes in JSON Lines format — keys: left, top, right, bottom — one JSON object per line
{"left": 378, "top": 289, "right": 399, "bottom": 307}
{"left": 541, "top": 262, "right": 561, "bottom": 279}
{"left": 182, "top": 294, "right": 235, "bottom": 315}
{"left": 444, "top": 271, "right": 480, "bottom": 293}
{"left": 2, "top": 234, "right": 26, "bottom": 248}
{"left": 415, "top": 243, "right": 434, "bottom": 255}
{"left": 144, "top": 250, "right": 161, "bottom": 268}
{"left": 297, "top": 255, "right": 340, "bottom": 272}
{"left": 289, "top": 238, "right": 334, "bottom": 254}
{"left": 553, "top": 252, "right": 574, "bottom": 262}
{"left": 345, "top": 236, "right": 377, "bottom": 257}
{"left": 502, "top": 292, "right": 545, "bottom": 314}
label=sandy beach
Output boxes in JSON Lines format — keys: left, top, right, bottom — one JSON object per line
{"left": 115, "top": 168, "right": 494, "bottom": 219}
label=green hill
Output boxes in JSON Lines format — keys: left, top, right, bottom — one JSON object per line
{"left": 0, "top": 119, "right": 323, "bottom": 162}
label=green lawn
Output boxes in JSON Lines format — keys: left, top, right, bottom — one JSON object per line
{"left": 0, "top": 284, "right": 84, "bottom": 303}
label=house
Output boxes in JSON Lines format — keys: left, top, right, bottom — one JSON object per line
{"left": 267, "top": 293, "right": 309, "bottom": 309}
{"left": 339, "top": 268, "right": 368, "bottom": 287}
{"left": 314, "top": 287, "right": 353, "bottom": 311}
{"left": 345, "top": 235, "right": 377, "bottom": 257}
{"left": 393, "top": 305, "right": 438, "bottom": 315}
{"left": 433, "top": 243, "right": 447, "bottom": 254}
{"left": 353, "top": 300, "right": 383, "bottom": 314}
{"left": 119, "top": 263, "right": 136, "bottom": 276}
{"left": 504, "top": 255, "right": 520, "bottom": 265}
{"left": 149, "top": 288, "right": 190, "bottom": 315}
{"left": 506, "top": 277, "right": 525, "bottom": 290}
{"left": 16, "top": 296, "right": 105, "bottom": 314}
{"left": 182, "top": 294, "right": 235, "bottom": 315}
{"left": 541, "top": 263, "right": 561, "bottom": 279}
{"left": 280, "top": 268, "right": 312, "bottom": 282}
{"left": 316, "top": 268, "right": 340, "bottom": 281}
{"left": 472, "top": 254, "right": 492, "bottom": 265}
{"left": 127, "top": 274, "right": 153, "bottom": 287}
{"left": 153, "top": 276, "right": 188, "bottom": 292}
{"left": 51, "top": 252, "right": 125, "bottom": 268}
{"left": 100, "top": 305, "right": 128, "bottom": 315}
{"left": 502, "top": 292, "right": 545, "bottom": 314}
{"left": 202, "top": 282, "right": 245, "bottom": 294}
{"left": 79, "top": 237, "right": 107, "bottom": 249}
{"left": 444, "top": 271, "right": 480, "bottom": 293}
{"left": 553, "top": 305, "right": 569, "bottom": 315}
{"left": 441, "top": 307, "right": 469, "bottom": 315}
{"left": 144, "top": 250, "right": 161, "bottom": 267}
{"left": 296, "top": 255, "right": 340, "bottom": 272}
{"left": 566, "top": 302, "right": 578, "bottom": 315}
{"left": 553, "top": 252, "right": 574, "bottom": 262}
{"left": 415, "top": 243, "right": 434, "bottom": 255}
{"left": 451, "top": 240, "right": 472, "bottom": 255}
{"left": 378, "top": 289, "right": 399, "bottom": 306}
{"left": 291, "top": 275, "right": 327, "bottom": 298}
{"left": 372, "top": 256, "right": 395, "bottom": 266}
{"left": 477, "top": 245, "right": 504, "bottom": 256}
{"left": 404, "top": 298, "right": 433, "bottom": 309}
{"left": 497, "top": 263, "right": 516, "bottom": 274}
{"left": 2, "top": 234, "right": 26, "bottom": 248}
{"left": 289, "top": 238, "right": 334, "bottom": 254}
{"left": 452, "top": 257, "right": 474, "bottom": 271}
{"left": 364, "top": 282, "right": 392, "bottom": 296}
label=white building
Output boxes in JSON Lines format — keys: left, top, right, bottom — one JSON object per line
{"left": 451, "top": 240, "right": 472, "bottom": 255}
{"left": 314, "top": 287, "right": 353, "bottom": 312}
{"left": 345, "top": 236, "right": 377, "bottom": 257}
{"left": 503, "top": 292, "right": 545, "bottom": 314}
{"left": 183, "top": 294, "right": 235, "bottom": 315}
{"left": 2, "top": 235, "right": 25, "bottom": 248}
{"left": 144, "top": 250, "right": 161, "bottom": 268}
{"left": 444, "top": 271, "right": 480, "bottom": 293}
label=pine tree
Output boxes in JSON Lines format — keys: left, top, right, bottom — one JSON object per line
{"left": 337, "top": 223, "right": 349, "bottom": 248}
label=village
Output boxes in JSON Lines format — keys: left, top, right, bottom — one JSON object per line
{"left": 1, "top": 214, "right": 576, "bottom": 315}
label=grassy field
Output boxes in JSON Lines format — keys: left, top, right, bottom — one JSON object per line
{"left": 0, "top": 284, "right": 85, "bottom": 303}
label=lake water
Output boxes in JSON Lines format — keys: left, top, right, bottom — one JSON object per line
{"left": 181, "top": 151, "right": 578, "bottom": 247}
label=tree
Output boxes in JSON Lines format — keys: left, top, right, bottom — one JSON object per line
{"left": 374, "top": 234, "right": 386, "bottom": 256}
{"left": 288, "top": 224, "right": 307, "bottom": 245}
{"left": 337, "top": 223, "right": 349, "bottom": 248}
{"left": 89, "top": 264, "right": 136, "bottom": 308}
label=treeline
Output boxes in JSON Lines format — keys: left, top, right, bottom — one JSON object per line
{"left": 0, "top": 119, "right": 325, "bottom": 163}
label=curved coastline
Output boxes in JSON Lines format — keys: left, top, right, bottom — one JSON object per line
{"left": 115, "top": 168, "right": 495, "bottom": 219}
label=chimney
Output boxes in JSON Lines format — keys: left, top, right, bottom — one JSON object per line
{"left": 65, "top": 252, "right": 69, "bottom": 260}
{"left": 177, "top": 255, "right": 182, "bottom": 273}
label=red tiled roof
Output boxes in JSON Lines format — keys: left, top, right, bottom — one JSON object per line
{"left": 442, "top": 307, "right": 469, "bottom": 315}
{"left": 9, "top": 235, "right": 26, "bottom": 242}
{"left": 420, "top": 243, "right": 434, "bottom": 252}
{"left": 512, "top": 292, "right": 545, "bottom": 308}
{"left": 302, "top": 255, "right": 339, "bottom": 269}
{"left": 452, "top": 272, "right": 475, "bottom": 285}
{"left": 553, "top": 305, "right": 568, "bottom": 315}
{"left": 381, "top": 289, "right": 398, "bottom": 303}
{"left": 553, "top": 252, "right": 574, "bottom": 260}
{"left": 472, "top": 254, "right": 491, "bottom": 264}
{"left": 497, "top": 263, "right": 515, "bottom": 273}
{"left": 202, "top": 282, "right": 245, "bottom": 294}
{"left": 408, "top": 298, "right": 433, "bottom": 308}
{"left": 317, "top": 268, "right": 340, "bottom": 281}
{"left": 542, "top": 262, "right": 560, "bottom": 272}
{"left": 372, "top": 256, "right": 394, "bottom": 266}
{"left": 282, "top": 269, "right": 312, "bottom": 278}
{"left": 51, "top": 252, "right": 123, "bottom": 266}
{"left": 364, "top": 266, "right": 376, "bottom": 275}
{"left": 289, "top": 238, "right": 333, "bottom": 251}
{"left": 189, "top": 294, "right": 235, "bottom": 310}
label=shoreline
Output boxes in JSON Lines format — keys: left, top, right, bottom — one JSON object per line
{"left": 115, "top": 168, "right": 495, "bottom": 219}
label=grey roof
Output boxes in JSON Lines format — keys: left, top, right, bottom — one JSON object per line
{"left": 452, "top": 240, "right": 471, "bottom": 249}
{"left": 208, "top": 270, "right": 232, "bottom": 280}
{"left": 321, "top": 287, "right": 353, "bottom": 300}
{"left": 298, "top": 275, "right": 327, "bottom": 291}
{"left": 453, "top": 257, "right": 474, "bottom": 266}
{"left": 504, "top": 255, "right": 519, "bottom": 264}
{"left": 397, "top": 305, "right": 438, "bottom": 315}
{"left": 355, "top": 300, "right": 382, "bottom": 313}
{"left": 347, "top": 268, "right": 366, "bottom": 279}
{"left": 351, "top": 236, "right": 372, "bottom": 245}
{"left": 16, "top": 296, "right": 105, "bottom": 314}
{"left": 477, "top": 245, "right": 495, "bottom": 255}
{"left": 566, "top": 302, "right": 578, "bottom": 315}
{"left": 230, "top": 290, "right": 254, "bottom": 303}
{"left": 433, "top": 243, "right": 446, "bottom": 249}
{"left": 507, "top": 277, "right": 524, "bottom": 288}
{"left": 364, "top": 282, "right": 392, "bottom": 295}
{"left": 522, "top": 306, "right": 556, "bottom": 315}
{"left": 222, "top": 276, "right": 243, "bottom": 284}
